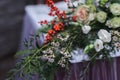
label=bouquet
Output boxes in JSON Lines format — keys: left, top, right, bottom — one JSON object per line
{"left": 7, "top": 0, "right": 120, "bottom": 80}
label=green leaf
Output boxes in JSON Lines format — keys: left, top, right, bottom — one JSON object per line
{"left": 84, "top": 44, "right": 94, "bottom": 54}
{"left": 15, "top": 49, "right": 35, "bottom": 57}
{"left": 110, "top": 0, "right": 120, "bottom": 3}
{"left": 86, "top": 0, "right": 92, "bottom": 5}
{"left": 100, "top": 0, "right": 108, "bottom": 6}
{"left": 36, "top": 26, "right": 51, "bottom": 35}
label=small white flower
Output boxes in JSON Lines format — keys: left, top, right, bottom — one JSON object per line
{"left": 98, "top": 29, "right": 111, "bottom": 42}
{"left": 94, "top": 39, "right": 104, "bottom": 52}
{"left": 82, "top": 25, "right": 91, "bottom": 34}
{"left": 61, "top": 64, "right": 65, "bottom": 67}
{"left": 112, "top": 36, "right": 118, "bottom": 41}
{"left": 115, "top": 42, "right": 120, "bottom": 47}
{"left": 114, "top": 31, "right": 119, "bottom": 35}
{"left": 48, "top": 59, "right": 54, "bottom": 63}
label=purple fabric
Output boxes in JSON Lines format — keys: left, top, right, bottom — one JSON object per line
{"left": 54, "top": 57, "right": 119, "bottom": 80}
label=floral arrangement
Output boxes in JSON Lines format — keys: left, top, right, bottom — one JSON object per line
{"left": 7, "top": 0, "right": 120, "bottom": 80}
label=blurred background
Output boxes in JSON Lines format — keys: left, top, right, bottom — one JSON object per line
{"left": 0, "top": 0, "right": 63, "bottom": 80}
{"left": 0, "top": 0, "right": 40, "bottom": 80}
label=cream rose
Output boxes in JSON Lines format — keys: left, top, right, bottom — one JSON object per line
{"left": 74, "top": 5, "right": 96, "bottom": 24}
{"left": 106, "top": 17, "right": 120, "bottom": 28}
{"left": 94, "top": 39, "right": 104, "bottom": 52}
{"left": 98, "top": 29, "right": 111, "bottom": 42}
{"left": 110, "top": 3, "right": 120, "bottom": 16}
{"left": 75, "top": 5, "right": 89, "bottom": 21}
{"left": 96, "top": 11, "right": 107, "bottom": 23}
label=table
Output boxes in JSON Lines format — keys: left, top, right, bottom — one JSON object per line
{"left": 21, "top": 1, "right": 120, "bottom": 80}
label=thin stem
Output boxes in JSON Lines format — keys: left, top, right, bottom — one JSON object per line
{"left": 19, "top": 43, "right": 50, "bottom": 71}
{"left": 79, "top": 53, "right": 98, "bottom": 80}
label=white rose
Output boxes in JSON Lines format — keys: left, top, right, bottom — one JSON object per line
{"left": 82, "top": 25, "right": 91, "bottom": 34}
{"left": 94, "top": 39, "right": 104, "bottom": 52}
{"left": 98, "top": 29, "right": 111, "bottom": 42}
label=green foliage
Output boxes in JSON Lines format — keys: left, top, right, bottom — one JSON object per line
{"left": 100, "top": 0, "right": 108, "bottom": 6}
{"left": 110, "top": 0, "right": 120, "bottom": 3}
